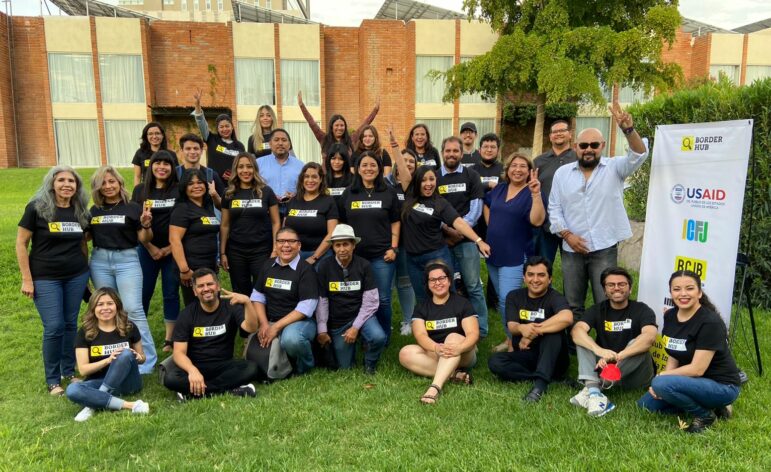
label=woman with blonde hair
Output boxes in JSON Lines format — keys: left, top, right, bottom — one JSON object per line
{"left": 247, "top": 105, "right": 277, "bottom": 158}
{"left": 89, "top": 166, "right": 156, "bottom": 373}
{"left": 65, "top": 287, "right": 149, "bottom": 422}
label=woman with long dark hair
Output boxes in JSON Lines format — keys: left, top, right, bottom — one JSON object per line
{"left": 638, "top": 270, "right": 741, "bottom": 433}
{"left": 131, "top": 150, "right": 181, "bottom": 352}
{"left": 247, "top": 105, "right": 277, "bottom": 158}
{"left": 132, "top": 122, "right": 171, "bottom": 186}
{"left": 89, "top": 166, "right": 156, "bottom": 373}
{"left": 338, "top": 152, "right": 400, "bottom": 341}
{"left": 405, "top": 123, "right": 441, "bottom": 169}
{"left": 324, "top": 143, "right": 354, "bottom": 202}
{"left": 285, "top": 162, "right": 339, "bottom": 267}
{"left": 192, "top": 87, "right": 245, "bottom": 181}
{"left": 65, "top": 288, "right": 149, "bottom": 422}
{"left": 169, "top": 168, "right": 220, "bottom": 307}
{"left": 220, "top": 152, "right": 280, "bottom": 295}
{"left": 17, "top": 166, "right": 91, "bottom": 395}
{"left": 353, "top": 125, "right": 392, "bottom": 175}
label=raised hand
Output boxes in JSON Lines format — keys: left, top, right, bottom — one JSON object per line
{"left": 193, "top": 87, "right": 203, "bottom": 107}
{"left": 140, "top": 201, "right": 153, "bottom": 227}
{"left": 220, "top": 288, "right": 247, "bottom": 305}
{"left": 608, "top": 98, "right": 633, "bottom": 129}
{"left": 527, "top": 168, "right": 541, "bottom": 195}
{"left": 297, "top": 91, "right": 303, "bottom": 106}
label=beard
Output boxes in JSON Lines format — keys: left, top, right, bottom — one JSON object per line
{"left": 579, "top": 153, "right": 600, "bottom": 169}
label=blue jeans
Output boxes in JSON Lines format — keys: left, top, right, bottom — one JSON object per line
{"left": 406, "top": 246, "right": 453, "bottom": 306}
{"left": 368, "top": 256, "right": 397, "bottom": 343}
{"left": 487, "top": 263, "right": 524, "bottom": 338}
{"left": 280, "top": 318, "right": 316, "bottom": 375}
{"left": 449, "top": 241, "right": 490, "bottom": 337}
{"left": 137, "top": 245, "right": 180, "bottom": 322}
{"left": 561, "top": 244, "right": 617, "bottom": 320}
{"left": 533, "top": 227, "right": 561, "bottom": 265}
{"left": 393, "top": 249, "right": 415, "bottom": 324}
{"left": 65, "top": 350, "right": 142, "bottom": 410}
{"left": 638, "top": 375, "right": 740, "bottom": 418}
{"left": 33, "top": 271, "right": 90, "bottom": 385}
{"left": 330, "top": 317, "right": 387, "bottom": 369}
{"left": 90, "top": 248, "right": 157, "bottom": 374}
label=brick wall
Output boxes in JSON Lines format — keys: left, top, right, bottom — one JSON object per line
{"left": 0, "top": 13, "right": 17, "bottom": 167}
{"left": 662, "top": 29, "right": 695, "bottom": 82}
{"left": 323, "top": 26, "right": 360, "bottom": 132}
{"left": 691, "top": 34, "right": 711, "bottom": 79}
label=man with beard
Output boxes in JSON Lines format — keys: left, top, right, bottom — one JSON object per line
{"left": 256, "top": 129, "right": 304, "bottom": 218}
{"left": 548, "top": 99, "right": 648, "bottom": 320}
{"left": 459, "top": 122, "right": 482, "bottom": 167}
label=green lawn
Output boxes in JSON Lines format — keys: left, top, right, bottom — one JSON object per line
{"left": 1, "top": 168, "right": 770, "bottom": 470}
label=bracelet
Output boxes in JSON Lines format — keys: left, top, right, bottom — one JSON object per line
{"left": 622, "top": 126, "right": 635, "bottom": 135}
{"left": 474, "top": 237, "right": 482, "bottom": 244}
{"left": 141, "top": 224, "right": 151, "bottom": 229}
{"left": 181, "top": 268, "right": 192, "bottom": 274}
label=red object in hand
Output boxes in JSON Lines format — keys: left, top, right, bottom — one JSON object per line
{"left": 600, "top": 363, "right": 622, "bottom": 383}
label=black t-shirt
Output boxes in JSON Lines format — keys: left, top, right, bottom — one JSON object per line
{"left": 169, "top": 201, "right": 220, "bottom": 271}
{"left": 18, "top": 202, "right": 88, "bottom": 280}
{"left": 401, "top": 196, "right": 459, "bottom": 255}
{"left": 384, "top": 174, "right": 407, "bottom": 210}
{"left": 352, "top": 149, "right": 393, "bottom": 168}
{"left": 132, "top": 147, "right": 177, "bottom": 182}
{"left": 413, "top": 293, "right": 476, "bottom": 343}
{"left": 89, "top": 201, "right": 142, "bottom": 250}
{"left": 176, "top": 165, "right": 226, "bottom": 198}
{"left": 662, "top": 307, "right": 741, "bottom": 386}
{"left": 222, "top": 187, "right": 278, "bottom": 247}
{"left": 247, "top": 133, "right": 272, "bottom": 158}
{"left": 415, "top": 147, "right": 441, "bottom": 170}
{"left": 285, "top": 195, "right": 339, "bottom": 251}
{"left": 75, "top": 325, "right": 141, "bottom": 380}
{"left": 131, "top": 183, "right": 178, "bottom": 248}
{"left": 437, "top": 167, "right": 484, "bottom": 220}
{"left": 461, "top": 150, "right": 482, "bottom": 167}
{"left": 204, "top": 133, "right": 246, "bottom": 181}
{"left": 581, "top": 300, "right": 657, "bottom": 353}
{"left": 317, "top": 255, "right": 376, "bottom": 330}
{"left": 505, "top": 287, "right": 570, "bottom": 348}
{"left": 472, "top": 160, "right": 503, "bottom": 193}
{"left": 338, "top": 187, "right": 400, "bottom": 259}
{"left": 255, "top": 258, "right": 319, "bottom": 322}
{"left": 327, "top": 174, "right": 353, "bottom": 202}
{"left": 172, "top": 301, "right": 247, "bottom": 364}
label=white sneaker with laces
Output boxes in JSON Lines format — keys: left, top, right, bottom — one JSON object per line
{"left": 400, "top": 322, "right": 412, "bottom": 336}
{"left": 570, "top": 387, "right": 590, "bottom": 409}
{"left": 131, "top": 400, "right": 150, "bottom": 415}
{"left": 74, "top": 407, "right": 94, "bottom": 422}
{"left": 586, "top": 394, "right": 614, "bottom": 417}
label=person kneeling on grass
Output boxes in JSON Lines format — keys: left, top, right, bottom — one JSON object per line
{"left": 66, "top": 287, "right": 149, "bottom": 422}
{"left": 570, "top": 267, "right": 657, "bottom": 417}
{"left": 399, "top": 262, "right": 479, "bottom": 404}
{"left": 163, "top": 268, "right": 260, "bottom": 400}
{"left": 637, "top": 270, "right": 741, "bottom": 433}
{"left": 316, "top": 224, "right": 387, "bottom": 374}
{"left": 487, "top": 256, "right": 573, "bottom": 402}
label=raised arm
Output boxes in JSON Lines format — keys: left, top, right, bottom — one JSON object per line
{"left": 192, "top": 87, "right": 210, "bottom": 141}
{"left": 387, "top": 125, "right": 413, "bottom": 191}
{"left": 350, "top": 97, "right": 381, "bottom": 144}
{"left": 527, "top": 169, "right": 545, "bottom": 227}
{"left": 297, "top": 91, "right": 325, "bottom": 144}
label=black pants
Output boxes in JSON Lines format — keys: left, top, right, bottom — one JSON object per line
{"left": 163, "top": 359, "right": 259, "bottom": 395}
{"left": 488, "top": 332, "right": 569, "bottom": 383}
{"left": 227, "top": 245, "right": 271, "bottom": 296}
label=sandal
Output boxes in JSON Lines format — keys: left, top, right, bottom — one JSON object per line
{"left": 48, "top": 384, "right": 65, "bottom": 396}
{"left": 163, "top": 340, "right": 173, "bottom": 353}
{"left": 62, "top": 375, "right": 81, "bottom": 384}
{"left": 420, "top": 384, "right": 442, "bottom": 405}
{"left": 450, "top": 369, "right": 473, "bottom": 385}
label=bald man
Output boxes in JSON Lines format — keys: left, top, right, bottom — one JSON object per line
{"left": 547, "top": 100, "right": 648, "bottom": 320}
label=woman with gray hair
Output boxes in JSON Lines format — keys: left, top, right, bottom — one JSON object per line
{"left": 16, "top": 166, "right": 91, "bottom": 395}
{"left": 88, "top": 166, "right": 156, "bottom": 374}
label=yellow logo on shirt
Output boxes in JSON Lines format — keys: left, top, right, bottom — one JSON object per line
{"left": 144, "top": 159, "right": 151, "bottom": 167}
{"left": 192, "top": 325, "right": 227, "bottom": 337}
{"left": 519, "top": 309, "right": 545, "bottom": 321}
{"left": 424, "top": 317, "right": 458, "bottom": 331}
{"left": 604, "top": 319, "right": 632, "bottom": 332}
{"left": 438, "top": 183, "right": 466, "bottom": 194}
{"left": 265, "top": 278, "right": 292, "bottom": 290}
{"left": 91, "top": 215, "right": 126, "bottom": 225}
{"left": 48, "top": 222, "right": 83, "bottom": 233}
{"left": 200, "top": 217, "right": 220, "bottom": 225}
{"left": 329, "top": 281, "right": 362, "bottom": 292}
{"left": 351, "top": 201, "right": 382, "bottom": 210}
{"left": 90, "top": 341, "right": 129, "bottom": 357}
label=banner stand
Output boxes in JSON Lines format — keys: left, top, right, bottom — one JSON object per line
{"left": 731, "top": 253, "right": 763, "bottom": 376}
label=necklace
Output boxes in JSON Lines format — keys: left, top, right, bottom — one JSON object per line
{"left": 364, "top": 186, "right": 375, "bottom": 198}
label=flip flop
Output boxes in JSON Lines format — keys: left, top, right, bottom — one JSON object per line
{"left": 450, "top": 369, "right": 473, "bottom": 385}
{"left": 420, "top": 384, "right": 442, "bottom": 405}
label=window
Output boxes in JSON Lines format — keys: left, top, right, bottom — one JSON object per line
{"left": 416, "top": 56, "right": 453, "bottom": 103}
{"left": 164, "top": 0, "right": 174, "bottom": 5}
{"left": 574, "top": 116, "right": 611, "bottom": 155}
{"left": 265, "top": 0, "right": 272, "bottom": 7}
{"left": 238, "top": 121, "right": 254, "bottom": 146}
{"left": 54, "top": 120, "right": 101, "bottom": 167}
{"left": 281, "top": 60, "right": 320, "bottom": 106}
{"left": 617, "top": 85, "right": 650, "bottom": 104}
{"left": 709, "top": 65, "right": 740, "bottom": 84}
{"left": 217, "top": 0, "right": 223, "bottom": 10}
{"left": 118, "top": 0, "right": 143, "bottom": 5}
{"left": 104, "top": 120, "right": 145, "bottom": 167}
{"left": 205, "top": 0, "right": 211, "bottom": 10}
{"left": 458, "top": 118, "right": 495, "bottom": 141}
{"left": 459, "top": 57, "right": 494, "bottom": 104}
{"left": 48, "top": 53, "right": 95, "bottom": 103}
{"left": 193, "top": 0, "right": 199, "bottom": 10}
{"left": 182, "top": 0, "right": 187, "bottom": 10}
{"left": 235, "top": 58, "right": 275, "bottom": 105}
{"left": 420, "top": 119, "right": 453, "bottom": 144}
{"left": 283, "top": 121, "right": 320, "bottom": 163}
{"left": 99, "top": 55, "right": 145, "bottom": 104}
{"left": 746, "top": 65, "right": 771, "bottom": 84}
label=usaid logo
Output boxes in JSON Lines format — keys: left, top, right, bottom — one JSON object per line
{"left": 670, "top": 184, "right": 726, "bottom": 210}
{"left": 671, "top": 184, "right": 686, "bottom": 204}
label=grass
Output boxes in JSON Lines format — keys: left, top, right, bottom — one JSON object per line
{"left": 1, "top": 168, "right": 770, "bottom": 471}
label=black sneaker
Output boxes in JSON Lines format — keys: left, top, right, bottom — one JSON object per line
{"left": 229, "top": 383, "right": 257, "bottom": 398}
{"left": 685, "top": 412, "right": 717, "bottom": 433}
{"left": 364, "top": 364, "right": 377, "bottom": 375}
{"left": 715, "top": 404, "right": 733, "bottom": 420}
{"left": 523, "top": 386, "right": 544, "bottom": 403}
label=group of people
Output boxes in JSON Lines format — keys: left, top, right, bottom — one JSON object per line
{"left": 16, "top": 96, "right": 740, "bottom": 433}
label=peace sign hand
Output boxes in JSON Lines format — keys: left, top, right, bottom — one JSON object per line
{"left": 220, "top": 288, "right": 248, "bottom": 305}
{"left": 193, "top": 87, "right": 203, "bottom": 107}
{"left": 140, "top": 201, "right": 153, "bottom": 227}
{"left": 608, "top": 98, "right": 633, "bottom": 129}
{"left": 528, "top": 168, "right": 541, "bottom": 195}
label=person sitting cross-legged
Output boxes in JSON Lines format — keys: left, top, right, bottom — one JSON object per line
{"left": 315, "top": 224, "right": 387, "bottom": 374}
{"left": 570, "top": 267, "right": 657, "bottom": 416}
{"left": 488, "top": 256, "right": 573, "bottom": 402}
{"left": 162, "top": 268, "right": 260, "bottom": 400}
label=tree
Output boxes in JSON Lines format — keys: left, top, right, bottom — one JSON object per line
{"left": 437, "top": 0, "right": 682, "bottom": 154}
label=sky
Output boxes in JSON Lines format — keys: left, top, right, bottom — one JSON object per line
{"left": 9, "top": 0, "right": 771, "bottom": 31}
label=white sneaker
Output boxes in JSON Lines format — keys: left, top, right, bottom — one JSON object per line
{"left": 74, "top": 407, "right": 94, "bottom": 422}
{"left": 570, "top": 387, "right": 590, "bottom": 409}
{"left": 400, "top": 322, "right": 412, "bottom": 336}
{"left": 586, "top": 394, "right": 614, "bottom": 417}
{"left": 131, "top": 400, "right": 150, "bottom": 415}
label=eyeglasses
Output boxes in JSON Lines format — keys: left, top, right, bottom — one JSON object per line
{"left": 428, "top": 275, "right": 449, "bottom": 285}
{"left": 276, "top": 239, "right": 300, "bottom": 245}
{"left": 605, "top": 282, "right": 629, "bottom": 289}
{"left": 577, "top": 142, "right": 603, "bottom": 150}
{"left": 550, "top": 128, "right": 569, "bottom": 134}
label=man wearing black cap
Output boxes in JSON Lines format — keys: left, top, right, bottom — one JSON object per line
{"left": 459, "top": 122, "right": 482, "bottom": 168}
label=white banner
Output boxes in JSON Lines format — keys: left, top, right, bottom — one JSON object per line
{"left": 638, "top": 119, "right": 752, "bottom": 328}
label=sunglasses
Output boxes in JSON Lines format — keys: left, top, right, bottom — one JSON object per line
{"left": 577, "top": 142, "right": 603, "bottom": 150}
